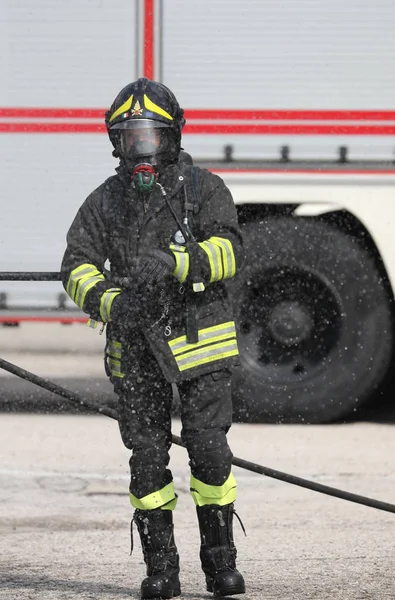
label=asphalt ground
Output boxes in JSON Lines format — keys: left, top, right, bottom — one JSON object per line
{"left": 1, "top": 323, "right": 395, "bottom": 599}
{"left": 1, "top": 415, "right": 395, "bottom": 600}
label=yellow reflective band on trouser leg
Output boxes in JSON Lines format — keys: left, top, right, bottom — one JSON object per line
{"left": 190, "top": 473, "right": 237, "bottom": 507}
{"left": 161, "top": 497, "right": 178, "bottom": 510}
{"left": 129, "top": 482, "right": 177, "bottom": 510}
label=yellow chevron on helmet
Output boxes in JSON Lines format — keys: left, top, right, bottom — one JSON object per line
{"left": 108, "top": 94, "right": 133, "bottom": 123}
{"left": 143, "top": 94, "right": 173, "bottom": 121}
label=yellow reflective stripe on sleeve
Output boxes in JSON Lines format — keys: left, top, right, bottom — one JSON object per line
{"left": 66, "top": 264, "right": 96, "bottom": 299}
{"left": 172, "top": 250, "right": 189, "bottom": 283}
{"left": 193, "top": 282, "right": 205, "bottom": 292}
{"left": 169, "top": 322, "right": 236, "bottom": 355}
{"left": 169, "top": 244, "right": 189, "bottom": 283}
{"left": 66, "top": 264, "right": 105, "bottom": 309}
{"left": 129, "top": 482, "right": 176, "bottom": 510}
{"left": 75, "top": 274, "right": 105, "bottom": 310}
{"left": 190, "top": 473, "right": 237, "bottom": 507}
{"left": 169, "top": 244, "right": 186, "bottom": 253}
{"left": 198, "top": 240, "right": 223, "bottom": 283}
{"left": 210, "top": 236, "right": 236, "bottom": 279}
{"left": 99, "top": 288, "right": 121, "bottom": 322}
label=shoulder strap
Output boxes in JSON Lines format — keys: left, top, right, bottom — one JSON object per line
{"left": 191, "top": 165, "right": 200, "bottom": 214}
{"left": 180, "top": 164, "right": 201, "bottom": 241}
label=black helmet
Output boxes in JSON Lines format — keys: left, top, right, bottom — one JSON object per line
{"left": 105, "top": 78, "right": 185, "bottom": 169}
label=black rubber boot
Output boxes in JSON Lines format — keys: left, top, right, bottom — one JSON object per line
{"left": 197, "top": 503, "right": 245, "bottom": 597}
{"left": 134, "top": 508, "right": 181, "bottom": 599}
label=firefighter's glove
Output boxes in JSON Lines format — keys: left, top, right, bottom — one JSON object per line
{"left": 135, "top": 249, "right": 176, "bottom": 290}
{"left": 110, "top": 292, "right": 143, "bottom": 329}
{"left": 111, "top": 289, "right": 165, "bottom": 331}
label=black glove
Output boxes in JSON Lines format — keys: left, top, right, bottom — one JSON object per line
{"left": 111, "top": 288, "right": 166, "bottom": 330}
{"left": 110, "top": 292, "right": 142, "bottom": 327}
{"left": 135, "top": 249, "right": 176, "bottom": 289}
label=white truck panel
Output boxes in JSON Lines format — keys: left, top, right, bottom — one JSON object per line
{"left": 221, "top": 171, "right": 395, "bottom": 291}
{"left": 163, "top": 0, "right": 395, "bottom": 109}
{"left": 163, "top": 0, "right": 395, "bottom": 160}
{"left": 0, "top": 133, "right": 117, "bottom": 308}
{"left": 0, "top": 0, "right": 137, "bottom": 106}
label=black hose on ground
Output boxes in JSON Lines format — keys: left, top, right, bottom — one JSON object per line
{"left": 1, "top": 356, "right": 395, "bottom": 515}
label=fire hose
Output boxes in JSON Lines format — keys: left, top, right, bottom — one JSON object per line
{"left": 1, "top": 355, "right": 395, "bottom": 515}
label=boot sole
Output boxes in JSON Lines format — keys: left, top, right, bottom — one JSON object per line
{"left": 207, "top": 582, "right": 246, "bottom": 597}
{"left": 141, "top": 584, "right": 181, "bottom": 599}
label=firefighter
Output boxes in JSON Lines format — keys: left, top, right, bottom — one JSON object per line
{"left": 61, "top": 77, "right": 245, "bottom": 599}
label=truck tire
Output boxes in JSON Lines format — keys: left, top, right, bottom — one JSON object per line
{"left": 231, "top": 216, "right": 394, "bottom": 423}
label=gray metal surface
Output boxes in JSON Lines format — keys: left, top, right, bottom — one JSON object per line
{"left": 0, "top": 414, "right": 395, "bottom": 599}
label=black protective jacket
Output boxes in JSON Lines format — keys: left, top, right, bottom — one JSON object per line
{"left": 61, "top": 162, "right": 244, "bottom": 382}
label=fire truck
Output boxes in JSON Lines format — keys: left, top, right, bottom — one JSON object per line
{"left": 1, "top": 0, "right": 395, "bottom": 423}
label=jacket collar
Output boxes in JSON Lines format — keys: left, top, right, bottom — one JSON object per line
{"left": 157, "top": 163, "right": 186, "bottom": 201}
{"left": 115, "top": 162, "right": 185, "bottom": 199}
{"left": 117, "top": 162, "right": 186, "bottom": 217}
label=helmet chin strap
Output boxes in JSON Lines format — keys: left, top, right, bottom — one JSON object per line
{"left": 131, "top": 163, "right": 158, "bottom": 193}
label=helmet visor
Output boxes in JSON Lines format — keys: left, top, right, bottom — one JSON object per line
{"left": 111, "top": 119, "right": 172, "bottom": 160}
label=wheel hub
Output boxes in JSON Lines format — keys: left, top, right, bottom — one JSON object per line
{"left": 268, "top": 301, "right": 313, "bottom": 346}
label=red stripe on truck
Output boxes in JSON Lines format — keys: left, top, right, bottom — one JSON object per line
{"left": 1, "top": 122, "right": 395, "bottom": 135}
{"left": 1, "top": 108, "right": 395, "bottom": 121}
{"left": 144, "top": 0, "right": 155, "bottom": 79}
{"left": 0, "top": 123, "right": 105, "bottom": 133}
{"left": 0, "top": 108, "right": 106, "bottom": 119}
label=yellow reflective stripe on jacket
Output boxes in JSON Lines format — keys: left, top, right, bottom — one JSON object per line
{"left": 198, "top": 237, "right": 236, "bottom": 282}
{"left": 108, "top": 340, "right": 122, "bottom": 358}
{"left": 107, "top": 340, "right": 124, "bottom": 378}
{"left": 169, "top": 322, "right": 236, "bottom": 355}
{"left": 99, "top": 288, "right": 121, "bottom": 322}
{"left": 190, "top": 473, "right": 237, "bottom": 507}
{"left": 66, "top": 263, "right": 105, "bottom": 310}
{"left": 170, "top": 244, "right": 189, "bottom": 283}
{"left": 129, "top": 482, "right": 177, "bottom": 510}
{"left": 176, "top": 340, "right": 238, "bottom": 371}
{"left": 168, "top": 321, "right": 238, "bottom": 372}
{"left": 108, "top": 358, "right": 124, "bottom": 378}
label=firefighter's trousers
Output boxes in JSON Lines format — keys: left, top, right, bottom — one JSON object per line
{"left": 116, "top": 331, "right": 236, "bottom": 510}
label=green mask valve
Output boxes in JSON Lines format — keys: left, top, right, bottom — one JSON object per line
{"left": 132, "top": 164, "right": 158, "bottom": 193}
